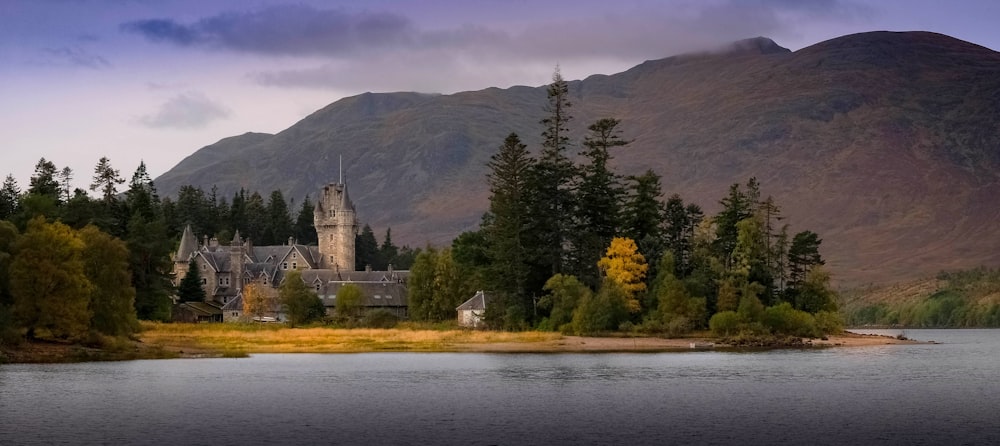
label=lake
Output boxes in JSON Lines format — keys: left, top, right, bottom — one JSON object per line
{"left": 2, "top": 329, "right": 999, "bottom": 445}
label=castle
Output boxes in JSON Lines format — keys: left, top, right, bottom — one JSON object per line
{"left": 171, "top": 181, "right": 408, "bottom": 322}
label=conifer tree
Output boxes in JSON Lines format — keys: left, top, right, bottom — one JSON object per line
{"left": 483, "top": 133, "right": 534, "bottom": 303}
{"left": 0, "top": 174, "right": 21, "bottom": 221}
{"left": 294, "top": 195, "right": 318, "bottom": 245}
{"left": 177, "top": 259, "right": 206, "bottom": 303}
{"left": 264, "top": 190, "right": 293, "bottom": 245}
{"left": 28, "top": 158, "right": 61, "bottom": 203}
{"left": 354, "top": 224, "right": 379, "bottom": 271}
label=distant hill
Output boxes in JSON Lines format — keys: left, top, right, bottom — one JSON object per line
{"left": 155, "top": 31, "right": 1000, "bottom": 286}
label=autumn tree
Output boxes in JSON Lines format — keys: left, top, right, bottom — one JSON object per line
{"left": 79, "top": 225, "right": 138, "bottom": 336}
{"left": 596, "top": 237, "right": 648, "bottom": 313}
{"left": 279, "top": 270, "right": 325, "bottom": 326}
{"left": 241, "top": 282, "right": 272, "bottom": 321}
{"left": 10, "top": 218, "right": 92, "bottom": 340}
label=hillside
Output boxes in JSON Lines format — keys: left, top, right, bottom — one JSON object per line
{"left": 155, "top": 31, "right": 1000, "bottom": 286}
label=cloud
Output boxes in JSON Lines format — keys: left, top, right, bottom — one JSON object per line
{"left": 139, "top": 92, "right": 231, "bottom": 129}
{"left": 121, "top": 5, "right": 419, "bottom": 56}
{"left": 40, "top": 46, "right": 111, "bottom": 69}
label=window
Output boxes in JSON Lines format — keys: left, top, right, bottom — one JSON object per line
{"left": 263, "top": 277, "right": 268, "bottom": 285}
{"left": 292, "top": 262, "right": 297, "bottom": 270}
{"left": 330, "top": 234, "right": 334, "bottom": 241}
{"left": 201, "top": 278, "right": 207, "bottom": 285}
{"left": 282, "top": 262, "right": 288, "bottom": 270}
{"left": 292, "top": 252, "right": 297, "bottom": 259}
{"left": 315, "top": 284, "right": 321, "bottom": 292}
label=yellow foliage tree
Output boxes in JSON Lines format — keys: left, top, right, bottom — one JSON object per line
{"left": 241, "top": 283, "right": 272, "bottom": 321}
{"left": 596, "top": 237, "right": 648, "bottom": 313}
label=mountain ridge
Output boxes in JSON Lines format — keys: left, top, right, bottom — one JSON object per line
{"left": 155, "top": 31, "right": 1000, "bottom": 286}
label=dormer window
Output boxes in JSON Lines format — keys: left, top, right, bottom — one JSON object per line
{"left": 315, "top": 283, "right": 321, "bottom": 292}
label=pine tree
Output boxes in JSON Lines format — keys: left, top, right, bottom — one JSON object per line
{"left": 482, "top": 133, "right": 534, "bottom": 304}
{"left": 177, "top": 259, "right": 206, "bottom": 303}
{"left": 90, "top": 157, "right": 124, "bottom": 204}
{"left": 354, "top": 224, "right": 379, "bottom": 271}
{"left": 0, "top": 174, "right": 21, "bottom": 220}
{"left": 294, "top": 195, "right": 318, "bottom": 245}
{"left": 28, "top": 158, "right": 61, "bottom": 203}
{"left": 570, "top": 118, "right": 629, "bottom": 285}
{"left": 524, "top": 67, "right": 576, "bottom": 287}
{"left": 378, "top": 228, "right": 399, "bottom": 269}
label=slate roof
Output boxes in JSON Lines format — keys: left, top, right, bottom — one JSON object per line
{"left": 457, "top": 291, "right": 491, "bottom": 311}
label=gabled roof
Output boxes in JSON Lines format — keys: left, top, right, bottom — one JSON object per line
{"left": 457, "top": 291, "right": 491, "bottom": 311}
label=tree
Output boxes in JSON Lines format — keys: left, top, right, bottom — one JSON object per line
{"left": 538, "top": 274, "right": 590, "bottom": 331}
{"left": 127, "top": 215, "right": 174, "bottom": 321}
{"left": 10, "top": 218, "right": 92, "bottom": 340}
{"left": 264, "top": 190, "right": 293, "bottom": 245}
{"left": 0, "top": 174, "right": 20, "bottom": 220}
{"left": 241, "top": 283, "right": 272, "bottom": 322}
{"left": 79, "top": 225, "right": 138, "bottom": 337}
{"left": 176, "top": 259, "right": 206, "bottom": 303}
{"left": 482, "top": 133, "right": 533, "bottom": 304}
{"left": 406, "top": 247, "right": 438, "bottom": 321}
{"left": 355, "top": 224, "right": 379, "bottom": 271}
{"left": 570, "top": 118, "right": 629, "bottom": 285}
{"left": 279, "top": 270, "right": 325, "bottom": 326}
{"left": 90, "top": 157, "right": 124, "bottom": 204}
{"left": 793, "top": 266, "right": 837, "bottom": 314}
{"left": 622, "top": 170, "right": 664, "bottom": 243}
{"left": 650, "top": 252, "right": 706, "bottom": 333}
{"left": 335, "top": 283, "right": 363, "bottom": 320}
{"left": 596, "top": 237, "right": 648, "bottom": 313}
{"left": 378, "top": 228, "right": 399, "bottom": 269}
{"left": 294, "top": 195, "right": 318, "bottom": 245}
{"left": 571, "top": 279, "right": 628, "bottom": 335}
{"left": 787, "top": 230, "right": 824, "bottom": 288}
{"left": 662, "top": 195, "right": 703, "bottom": 278}
{"left": 524, "top": 67, "right": 576, "bottom": 286}
{"left": 242, "top": 191, "right": 267, "bottom": 244}
{"left": 28, "top": 158, "right": 61, "bottom": 202}
{"left": 713, "top": 181, "right": 755, "bottom": 268}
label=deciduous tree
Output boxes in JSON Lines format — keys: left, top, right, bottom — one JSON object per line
{"left": 279, "top": 270, "right": 325, "bottom": 326}
{"left": 596, "top": 237, "right": 648, "bottom": 313}
{"left": 79, "top": 225, "right": 138, "bottom": 336}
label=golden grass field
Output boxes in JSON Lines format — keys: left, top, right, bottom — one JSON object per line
{"left": 138, "top": 322, "right": 562, "bottom": 356}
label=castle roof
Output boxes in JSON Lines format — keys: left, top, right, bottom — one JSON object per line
{"left": 174, "top": 225, "right": 198, "bottom": 262}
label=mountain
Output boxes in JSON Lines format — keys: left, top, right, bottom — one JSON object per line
{"left": 155, "top": 31, "right": 1000, "bottom": 286}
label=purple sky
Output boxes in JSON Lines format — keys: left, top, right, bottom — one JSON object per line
{"left": 1, "top": 0, "right": 998, "bottom": 193}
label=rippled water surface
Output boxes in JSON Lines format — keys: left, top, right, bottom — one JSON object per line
{"left": 2, "top": 329, "right": 999, "bottom": 445}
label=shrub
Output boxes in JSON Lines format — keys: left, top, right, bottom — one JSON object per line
{"left": 709, "top": 311, "right": 740, "bottom": 336}
{"left": 763, "top": 302, "right": 821, "bottom": 338}
{"left": 814, "top": 311, "right": 844, "bottom": 334}
{"left": 361, "top": 310, "right": 399, "bottom": 329}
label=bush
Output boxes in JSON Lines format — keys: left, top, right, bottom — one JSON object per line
{"left": 763, "top": 302, "right": 821, "bottom": 338}
{"left": 361, "top": 310, "right": 399, "bottom": 329}
{"left": 709, "top": 311, "right": 740, "bottom": 336}
{"left": 814, "top": 311, "right": 844, "bottom": 334}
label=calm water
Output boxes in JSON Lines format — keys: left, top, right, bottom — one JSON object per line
{"left": 2, "top": 329, "right": 999, "bottom": 445}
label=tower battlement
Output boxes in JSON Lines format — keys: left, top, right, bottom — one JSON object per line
{"left": 314, "top": 182, "right": 358, "bottom": 271}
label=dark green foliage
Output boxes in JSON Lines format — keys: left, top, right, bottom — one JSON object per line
{"left": 355, "top": 224, "right": 379, "bottom": 271}
{"left": 569, "top": 118, "right": 628, "bottom": 286}
{"left": 571, "top": 279, "right": 628, "bottom": 335}
{"left": 483, "top": 133, "right": 533, "bottom": 303}
{"left": 264, "top": 190, "right": 293, "bottom": 245}
{"left": 89, "top": 157, "right": 124, "bottom": 204}
{"left": 335, "top": 283, "right": 363, "bottom": 320}
{"left": 538, "top": 274, "right": 590, "bottom": 332}
{"left": 662, "top": 194, "right": 702, "bottom": 277}
{"left": 407, "top": 247, "right": 475, "bottom": 322}
{"left": 294, "top": 195, "right": 317, "bottom": 245}
{"left": 28, "top": 158, "right": 61, "bottom": 203}
{"left": 176, "top": 260, "right": 206, "bottom": 303}
{"left": 378, "top": 228, "right": 399, "bottom": 270}
{"left": 127, "top": 215, "right": 174, "bottom": 321}
{"left": 280, "top": 270, "right": 326, "bottom": 326}
{"left": 361, "top": 309, "right": 399, "bottom": 328}
{"left": 787, "top": 230, "right": 824, "bottom": 287}
{"left": 0, "top": 175, "right": 20, "bottom": 220}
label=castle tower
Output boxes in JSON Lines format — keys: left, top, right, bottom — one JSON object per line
{"left": 314, "top": 181, "right": 358, "bottom": 271}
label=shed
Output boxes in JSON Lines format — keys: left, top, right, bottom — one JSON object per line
{"left": 456, "top": 291, "right": 491, "bottom": 328}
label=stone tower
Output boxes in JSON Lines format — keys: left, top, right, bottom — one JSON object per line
{"left": 314, "top": 181, "right": 358, "bottom": 271}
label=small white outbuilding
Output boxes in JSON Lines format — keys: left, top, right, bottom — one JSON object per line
{"left": 456, "top": 290, "right": 491, "bottom": 328}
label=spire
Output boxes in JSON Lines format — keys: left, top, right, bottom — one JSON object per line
{"left": 340, "top": 182, "right": 353, "bottom": 211}
{"left": 231, "top": 229, "right": 241, "bottom": 246}
{"left": 175, "top": 225, "right": 198, "bottom": 262}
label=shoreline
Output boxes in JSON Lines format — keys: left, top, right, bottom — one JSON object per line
{"left": 1, "top": 330, "right": 927, "bottom": 363}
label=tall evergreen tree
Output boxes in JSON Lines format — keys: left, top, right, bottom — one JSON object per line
{"left": 294, "top": 195, "right": 318, "bottom": 245}
{"left": 355, "top": 224, "right": 379, "bottom": 271}
{"left": 622, "top": 170, "right": 664, "bottom": 243}
{"left": 28, "top": 158, "right": 61, "bottom": 203}
{"left": 482, "top": 133, "right": 534, "bottom": 305}
{"left": 264, "top": 190, "right": 293, "bottom": 245}
{"left": 570, "top": 118, "right": 629, "bottom": 285}
{"left": 663, "top": 194, "right": 703, "bottom": 278}
{"left": 524, "top": 67, "right": 576, "bottom": 288}
{"left": 89, "top": 157, "right": 124, "bottom": 204}
{"left": 176, "top": 259, "right": 206, "bottom": 303}
{"left": 378, "top": 228, "right": 399, "bottom": 269}
{"left": 243, "top": 191, "right": 267, "bottom": 244}
{"left": 0, "top": 174, "right": 21, "bottom": 220}
{"left": 58, "top": 167, "right": 74, "bottom": 203}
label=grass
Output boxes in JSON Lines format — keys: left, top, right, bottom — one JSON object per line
{"left": 138, "top": 322, "right": 562, "bottom": 355}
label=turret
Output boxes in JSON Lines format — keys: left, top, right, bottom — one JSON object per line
{"left": 314, "top": 181, "right": 358, "bottom": 271}
{"left": 231, "top": 230, "right": 244, "bottom": 292}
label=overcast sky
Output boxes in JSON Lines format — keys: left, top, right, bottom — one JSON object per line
{"left": 2, "top": 0, "right": 998, "bottom": 193}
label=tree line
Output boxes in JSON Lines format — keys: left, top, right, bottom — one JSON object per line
{"left": 405, "top": 69, "right": 841, "bottom": 339}
{"left": 0, "top": 156, "right": 416, "bottom": 345}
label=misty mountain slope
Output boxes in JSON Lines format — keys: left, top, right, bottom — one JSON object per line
{"left": 155, "top": 31, "right": 1000, "bottom": 285}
